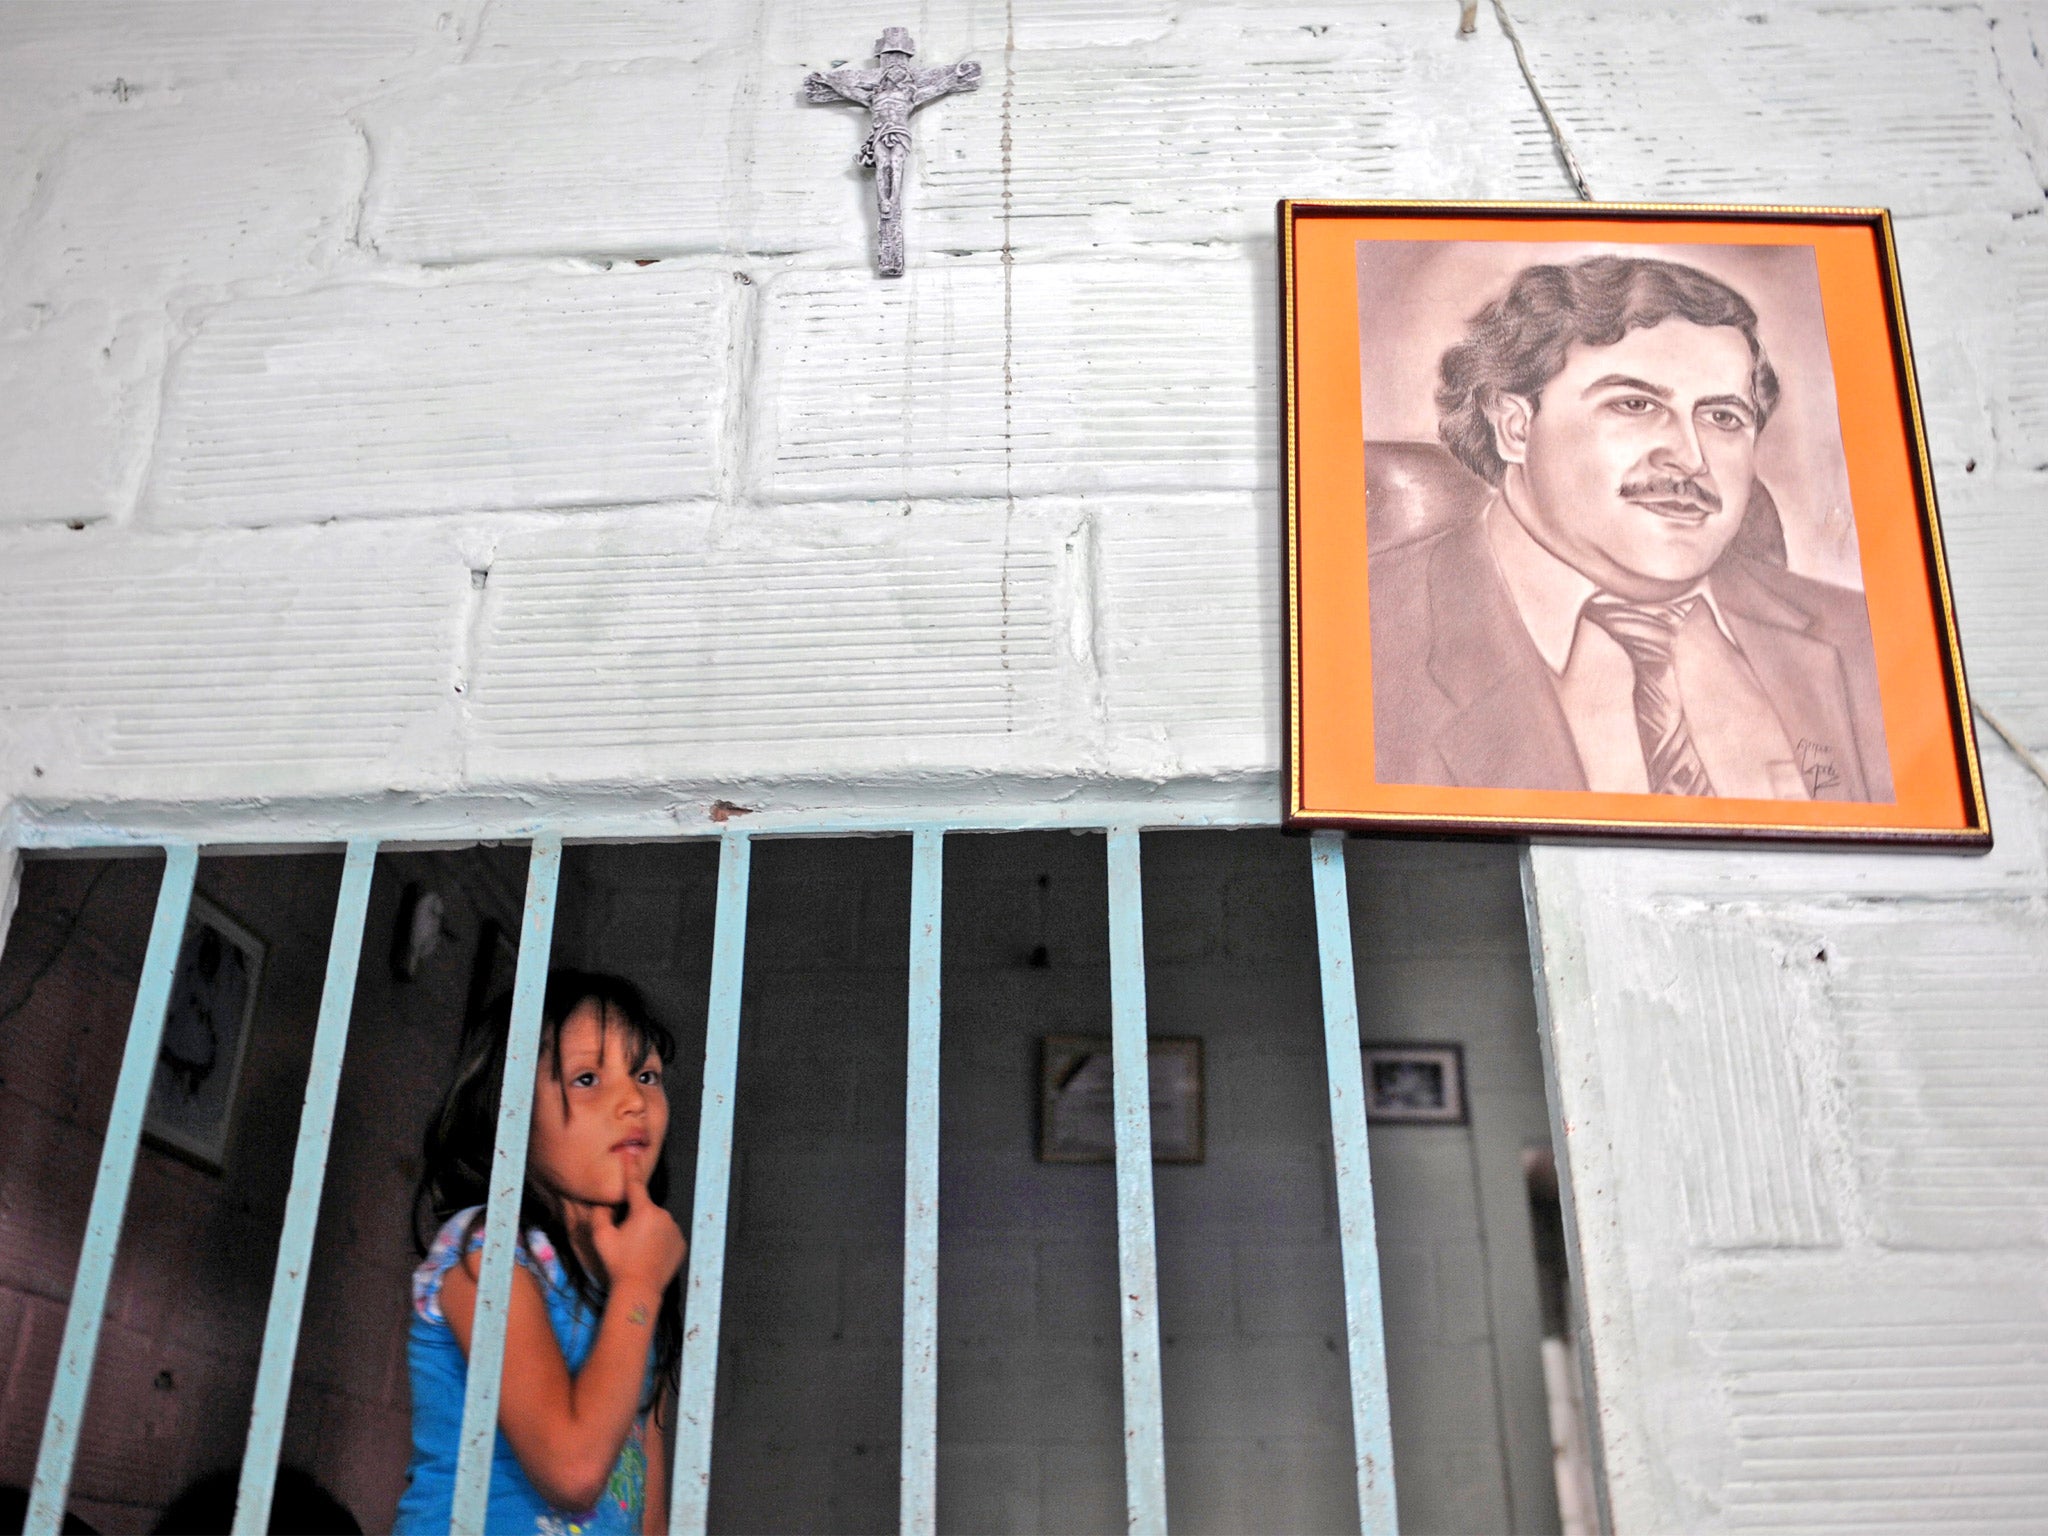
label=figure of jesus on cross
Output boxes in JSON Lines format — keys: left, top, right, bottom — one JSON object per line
{"left": 805, "top": 28, "right": 981, "bottom": 277}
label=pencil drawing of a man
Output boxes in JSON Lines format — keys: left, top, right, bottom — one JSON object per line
{"left": 1368, "top": 255, "right": 1893, "bottom": 801}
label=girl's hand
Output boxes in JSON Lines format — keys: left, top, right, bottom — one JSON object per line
{"left": 590, "top": 1171, "right": 686, "bottom": 1294}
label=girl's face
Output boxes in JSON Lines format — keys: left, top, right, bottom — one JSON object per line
{"left": 527, "top": 999, "right": 669, "bottom": 1210}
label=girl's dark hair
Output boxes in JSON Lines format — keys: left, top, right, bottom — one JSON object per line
{"left": 414, "top": 969, "right": 681, "bottom": 1418}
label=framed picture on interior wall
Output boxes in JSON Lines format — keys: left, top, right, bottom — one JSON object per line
{"left": 1362, "top": 1044, "right": 1466, "bottom": 1125}
{"left": 144, "top": 893, "right": 265, "bottom": 1173}
{"left": 1038, "top": 1035, "right": 1204, "bottom": 1164}
{"left": 1281, "top": 200, "right": 1990, "bottom": 847}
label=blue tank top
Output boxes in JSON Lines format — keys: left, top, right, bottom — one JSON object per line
{"left": 394, "top": 1208, "right": 650, "bottom": 1535}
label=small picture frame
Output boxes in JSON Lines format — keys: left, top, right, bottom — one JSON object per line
{"left": 1039, "top": 1035, "right": 1204, "bottom": 1164}
{"left": 1363, "top": 1044, "right": 1466, "bottom": 1125}
{"left": 144, "top": 893, "right": 265, "bottom": 1172}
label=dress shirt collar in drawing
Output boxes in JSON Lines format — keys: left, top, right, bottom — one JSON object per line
{"left": 1484, "top": 497, "right": 1739, "bottom": 676}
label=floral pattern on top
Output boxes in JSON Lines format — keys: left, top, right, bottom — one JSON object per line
{"left": 412, "top": 1208, "right": 566, "bottom": 1324}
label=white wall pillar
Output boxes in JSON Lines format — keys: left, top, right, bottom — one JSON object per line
{"left": 1528, "top": 745, "right": 2048, "bottom": 1530}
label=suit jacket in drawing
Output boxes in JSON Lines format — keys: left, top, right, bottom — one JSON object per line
{"left": 1367, "top": 512, "right": 1895, "bottom": 802}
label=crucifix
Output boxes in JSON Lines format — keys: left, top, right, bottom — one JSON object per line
{"left": 805, "top": 28, "right": 981, "bottom": 278}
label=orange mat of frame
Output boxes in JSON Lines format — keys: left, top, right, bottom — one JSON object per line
{"left": 1289, "top": 210, "right": 1984, "bottom": 840}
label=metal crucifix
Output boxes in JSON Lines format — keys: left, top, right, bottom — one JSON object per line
{"left": 805, "top": 28, "right": 981, "bottom": 278}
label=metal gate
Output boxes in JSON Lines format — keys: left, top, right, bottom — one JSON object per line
{"left": 16, "top": 822, "right": 1395, "bottom": 1536}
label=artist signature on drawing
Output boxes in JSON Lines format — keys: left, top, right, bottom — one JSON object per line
{"left": 1795, "top": 738, "right": 1841, "bottom": 796}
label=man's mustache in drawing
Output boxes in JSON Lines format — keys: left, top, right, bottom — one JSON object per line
{"left": 1619, "top": 475, "right": 1723, "bottom": 512}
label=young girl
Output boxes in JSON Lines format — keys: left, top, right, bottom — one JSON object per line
{"left": 395, "top": 972, "right": 687, "bottom": 1535}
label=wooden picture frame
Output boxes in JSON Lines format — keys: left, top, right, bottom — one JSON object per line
{"left": 1282, "top": 200, "right": 1989, "bottom": 847}
{"left": 144, "top": 892, "right": 265, "bottom": 1172}
{"left": 1038, "top": 1034, "right": 1204, "bottom": 1164}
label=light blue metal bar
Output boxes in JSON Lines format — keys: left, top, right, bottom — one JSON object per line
{"left": 451, "top": 834, "right": 563, "bottom": 1535}
{"left": 900, "top": 830, "right": 944, "bottom": 1536}
{"left": 1105, "top": 828, "right": 1168, "bottom": 1536}
{"left": 1310, "top": 831, "right": 1399, "bottom": 1534}
{"left": 27, "top": 844, "right": 200, "bottom": 1536}
{"left": 233, "top": 839, "right": 379, "bottom": 1536}
{"left": 670, "top": 829, "right": 753, "bottom": 1535}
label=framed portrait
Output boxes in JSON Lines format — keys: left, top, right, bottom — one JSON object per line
{"left": 1282, "top": 201, "right": 1990, "bottom": 847}
{"left": 1362, "top": 1045, "right": 1466, "bottom": 1126}
{"left": 1038, "top": 1035, "right": 1204, "bottom": 1164}
{"left": 144, "top": 893, "right": 265, "bottom": 1172}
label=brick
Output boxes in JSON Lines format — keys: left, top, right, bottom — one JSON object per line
{"left": 301, "top": 1388, "right": 411, "bottom": 1535}
{"left": 1987, "top": 3, "right": 2048, "bottom": 172}
{"left": 0, "top": 302, "right": 158, "bottom": 527}
{"left": 707, "top": 1438, "right": 896, "bottom": 1535}
{"left": 722, "top": 1238, "right": 844, "bottom": 1343}
{"left": 1350, "top": 839, "right": 1534, "bottom": 960}
{"left": 1893, "top": 215, "right": 2048, "bottom": 480}
{"left": 738, "top": 1138, "right": 901, "bottom": 1238}
{"left": 67, "top": 1320, "right": 208, "bottom": 1508}
{"left": 935, "top": 1441, "right": 1038, "bottom": 1535}
{"left": 948, "top": 1122, "right": 1113, "bottom": 1242}
{"left": 1153, "top": 1237, "right": 1235, "bottom": 1339}
{"left": 5, "top": 104, "right": 359, "bottom": 305}
{"left": 0, "top": 4, "right": 456, "bottom": 102}
{"left": 1509, "top": 3, "right": 2040, "bottom": 215}
{"left": 1163, "top": 1436, "right": 1358, "bottom": 1536}
{"left": 1035, "top": 1439, "right": 1125, "bottom": 1534}
{"left": 1632, "top": 917, "right": 1843, "bottom": 1251}
{"left": 935, "top": 1347, "right": 1041, "bottom": 1446}
{"left": 146, "top": 267, "right": 731, "bottom": 525}
{"left": 837, "top": 1242, "right": 904, "bottom": 1345}
{"left": 1233, "top": 1240, "right": 1345, "bottom": 1340}
{"left": 0, "top": 523, "right": 465, "bottom": 802}
{"left": 717, "top": 1338, "right": 898, "bottom": 1447}
{"left": 1094, "top": 499, "right": 1278, "bottom": 778}
{"left": 0, "top": 867, "right": 153, "bottom": 1127}
{"left": 752, "top": 259, "right": 1270, "bottom": 500}
{"left": 939, "top": 831, "right": 1111, "bottom": 977}
{"left": 0, "top": 1098, "right": 94, "bottom": 1302}
{"left": 0, "top": 1289, "right": 61, "bottom": 1483}
{"left": 1824, "top": 902, "right": 2048, "bottom": 1249}
{"left": 1157, "top": 1140, "right": 1330, "bottom": 1240}
{"left": 365, "top": 70, "right": 741, "bottom": 263}
{"left": 464, "top": 509, "right": 1081, "bottom": 785}
{"left": 1024, "top": 1344, "right": 1124, "bottom": 1448}
{"left": 1033, "top": 1236, "right": 1120, "bottom": 1344}
{"left": 1702, "top": 1277, "right": 2048, "bottom": 1525}
{"left": 706, "top": 1442, "right": 839, "bottom": 1535}
{"left": 763, "top": 0, "right": 1173, "bottom": 57}
{"left": 1941, "top": 472, "right": 2048, "bottom": 759}
{"left": 469, "top": 0, "right": 733, "bottom": 61}
{"left": 936, "top": 1242, "right": 1036, "bottom": 1347}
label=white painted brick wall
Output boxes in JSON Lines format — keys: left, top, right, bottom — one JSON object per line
{"left": 465, "top": 507, "right": 1088, "bottom": 784}
{"left": 147, "top": 268, "right": 734, "bottom": 524}
{"left": 6, "top": 104, "right": 362, "bottom": 303}
{"left": 0, "top": 523, "right": 466, "bottom": 798}
{"left": 1526, "top": 752, "right": 2048, "bottom": 1532}
{"left": 365, "top": 70, "right": 746, "bottom": 263}
{"left": 752, "top": 258, "right": 1269, "bottom": 500}
{"left": 1, "top": 1, "right": 2045, "bottom": 1529}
